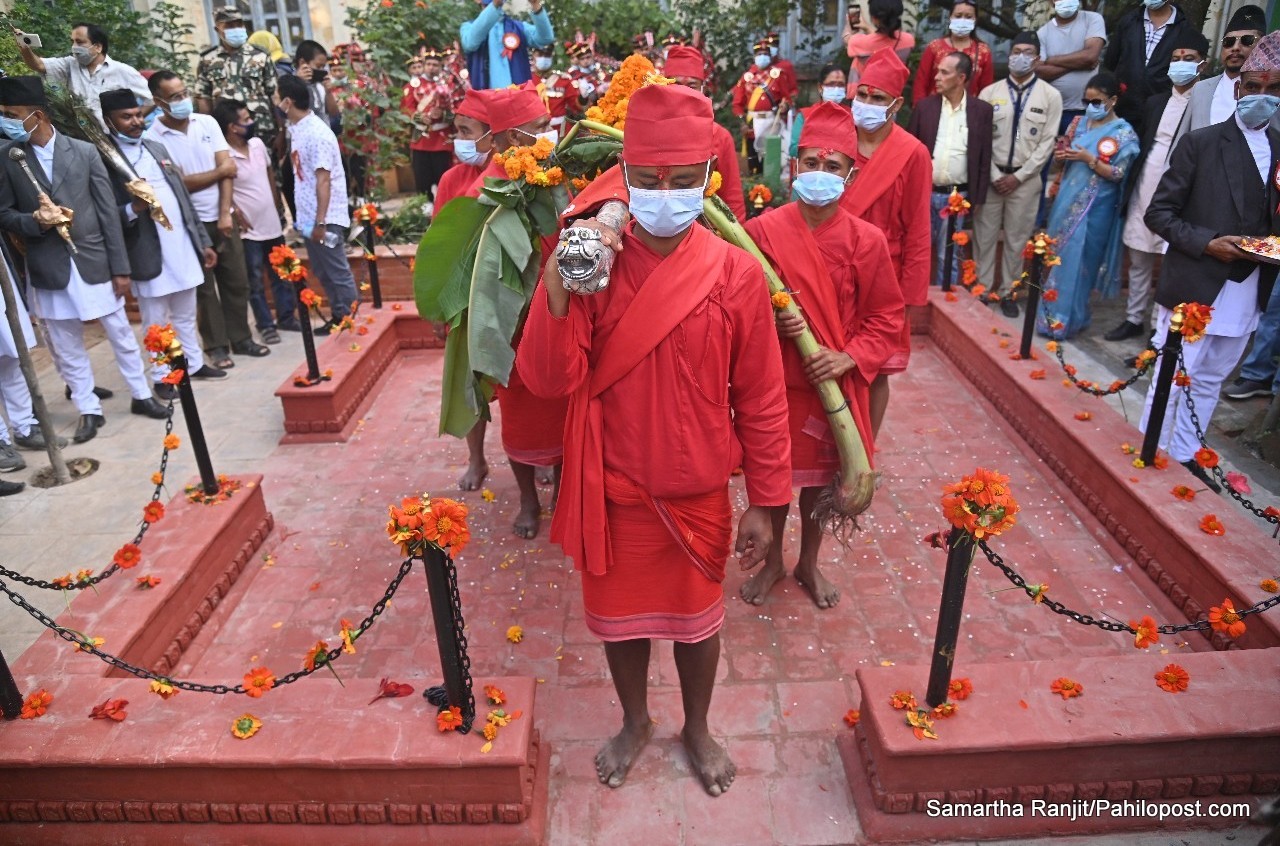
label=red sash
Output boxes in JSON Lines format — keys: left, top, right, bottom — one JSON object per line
{"left": 554, "top": 224, "right": 730, "bottom": 576}
{"left": 842, "top": 124, "right": 916, "bottom": 218}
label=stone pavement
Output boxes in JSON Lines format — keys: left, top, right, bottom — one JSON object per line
{"left": 0, "top": 315, "right": 1271, "bottom": 845}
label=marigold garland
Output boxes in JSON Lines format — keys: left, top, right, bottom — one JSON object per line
{"left": 941, "top": 468, "right": 1019, "bottom": 539}
{"left": 584, "top": 54, "right": 660, "bottom": 129}
{"left": 1179, "top": 302, "right": 1212, "bottom": 343}
{"left": 494, "top": 136, "right": 565, "bottom": 187}
{"left": 269, "top": 244, "right": 308, "bottom": 283}
{"left": 386, "top": 493, "right": 471, "bottom": 557}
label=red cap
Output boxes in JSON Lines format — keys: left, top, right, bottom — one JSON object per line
{"left": 858, "top": 48, "right": 909, "bottom": 98}
{"left": 454, "top": 90, "right": 490, "bottom": 125}
{"left": 798, "top": 101, "right": 858, "bottom": 161}
{"left": 621, "top": 84, "right": 714, "bottom": 166}
{"left": 479, "top": 84, "right": 547, "bottom": 134}
{"left": 663, "top": 45, "right": 705, "bottom": 81}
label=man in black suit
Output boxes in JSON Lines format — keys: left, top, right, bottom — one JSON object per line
{"left": 0, "top": 76, "right": 166, "bottom": 444}
{"left": 1102, "top": 0, "right": 1193, "bottom": 132}
{"left": 1140, "top": 32, "right": 1280, "bottom": 489}
{"left": 907, "top": 51, "right": 993, "bottom": 288}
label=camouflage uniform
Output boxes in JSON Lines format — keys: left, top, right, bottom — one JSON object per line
{"left": 196, "top": 44, "right": 280, "bottom": 146}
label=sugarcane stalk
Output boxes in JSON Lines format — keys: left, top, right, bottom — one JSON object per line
{"left": 570, "top": 119, "right": 875, "bottom": 536}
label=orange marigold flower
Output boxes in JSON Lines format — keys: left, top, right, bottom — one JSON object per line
{"left": 163, "top": 434, "right": 180, "bottom": 450}
{"left": 1074, "top": 412, "right": 1092, "bottom": 421}
{"left": 113, "top": 543, "right": 141, "bottom": 570}
{"left": 704, "top": 171, "right": 723, "bottom": 197}
{"left": 1171, "top": 485, "right": 1197, "bottom": 501}
{"left": 1050, "top": 677, "right": 1083, "bottom": 699}
{"left": 948, "top": 678, "right": 973, "bottom": 700}
{"left": 303, "top": 640, "right": 330, "bottom": 671}
{"left": 843, "top": 709, "right": 860, "bottom": 727}
{"left": 1041, "top": 288, "right": 1059, "bottom": 303}
{"left": 243, "top": 667, "right": 276, "bottom": 698}
{"left": 931, "top": 702, "right": 959, "bottom": 719}
{"left": 150, "top": 471, "right": 164, "bottom": 485}
{"left": 1154, "top": 663, "right": 1190, "bottom": 693}
{"left": 1130, "top": 615, "right": 1159, "bottom": 649}
{"left": 484, "top": 684, "right": 506, "bottom": 706}
{"left": 149, "top": 679, "right": 178, "bottom": 700}
{"left": 889, "top": 690, "right": 917, "bottom": 710}
{"left": 142, "top": 501, "right": 165, "bottom": 524}
{"left": 1260, "top": 578, "right": 1279, "bottom": 594}
{"left": 506, "top": 625, "right": 523, "bottom": 643}
{"left": 1045, "top": 341, "right": 1059, "bottom": 353}
{"left": 1029, "top": 369, "right": 1046, "bottom": 380}
{"left": 437, "top": 705, "right": 463, "bottom": 732}
{"left": 1208, "top": 598, "right": 1246, "bottom": 638}
{"left": 952, "top": 231, "right": 970, "bottom": 246}
{"left": 232, "top": 713, "right": 263, "bottom": 738}
{"left": 482, "top": 721, "right": 498, "bottom": 741}
{"left": 1199, "top": 514, "right": 1225, "bottom": 536}
{"left": 89, "top": 698, "right": 128, "bottom": 722}
{"left": 20, "top": 688, "right": 53, "bottom": 719}
{"left": 748, "top": 184, "right": 773, "bottom": 203}
{"left": 771, "top": 291, "right": 791, "bottom": 310}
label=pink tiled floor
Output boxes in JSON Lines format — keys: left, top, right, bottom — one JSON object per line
{"left": 174, "top": 343, "right": 1211, "bottom": 845}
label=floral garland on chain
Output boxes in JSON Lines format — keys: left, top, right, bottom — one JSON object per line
{"left": 268, "top": 245, "right": 369, "bottom": 385}
{"left": 937, "top": 190, "right": 975, "bottom": 301}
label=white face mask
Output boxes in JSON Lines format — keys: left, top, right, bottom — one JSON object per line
{"left": 1054, "top": 0, "right": 1080, "bottom": 17}
{"left": 534, "top": 56, "right": 553, "bottom": 72}
{"left": 1008, "top": 53, "right": 1036, "bottom": 76}
{"left": 625, "top": 162, "right": 709, "bottom": 238}
{"left": 821, "top": 85, "right": 846, "bottom": 102}
{"left": 791, "top": 169, "right": 848, "bottom": 206}
{"left": 515, "top": 128, "right": 558, "bottom": 146}
{"left": 949, "top": 18, "right": 976, "bottom": 36}
{"left": 454, "top": 132, "right": 490, "bottom": 166}
{"left": 852, "top": 99, "right": 892, "bottom": 131}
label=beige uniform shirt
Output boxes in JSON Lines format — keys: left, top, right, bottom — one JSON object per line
{"left": 980, "top": 75, "right": 1064, "bottom": 184}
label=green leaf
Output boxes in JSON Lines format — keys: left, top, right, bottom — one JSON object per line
{"left": 466, "top": 208, "right": 534, "bottom": 384}
{"left": 413, "top": 197, "right": 490, "bottom": 323}
{"left": 526, "top": 188, "right": 560, "bottom": 238}
{"left": 479, "top": 178, "right": 528, "bottom": 209}
{"left": 438, "top": 316, "right": 494, "bottom": 438}
{"left": 487, "top": 207, "right": 535, "bottom": 293}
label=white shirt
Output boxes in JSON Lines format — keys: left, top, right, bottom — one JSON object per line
{"left": 1204, "top": 115, "right": 1268, "bottom": 338}
{"left": 1142, "top": 6, "right": 1176, "bottom": 63}
{"left": 144, "top": 113, "right": 229, "bottom": 223}
{"left": 119, "top": 141, "right": 203, "bottom": 299}
{"left": 42, "top": 55, "right": 150, "bottom": 127}
{"left": 1123, "top": 87, "right": 1191, "bottom": 254}
{"left": 1210, "top": 73, "right": 1238, "bottom": 126}
{"left": 288, "top": 112, "right": 350, "bottom": 230}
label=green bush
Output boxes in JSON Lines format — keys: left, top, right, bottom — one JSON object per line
{"left": 382, "top": 193, "right": 434, "bottom": 243}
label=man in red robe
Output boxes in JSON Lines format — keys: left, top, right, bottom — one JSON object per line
{"left": 664, "top": 45, "right": 747, "bottom": 220}
{"left": 517, "top": 84, "right": 789, "bottom": 796}
{"left": 840, "top": 48, "right": 932, "bottom": 437}
{"left": 462, "top": 85, "right": 568, "bottom": 538}
{"left": 739, "top": 102, "right": 905, "bottom": 610}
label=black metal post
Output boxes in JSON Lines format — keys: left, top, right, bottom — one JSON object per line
{"left": 363, "top": 225, "right": 383, "bottom": 309}
{"left": 941, "top": 212, "right": 958, "bottom": 293}
{"left": 294, "top": 281, "right": 322, "bottom": 384}
{"left": 925, "top": 527, "right": 976, "bottom": 708}
{"left": 1140, "top": 308, "right": 1186, "bottom": 466}
{"left": 171, "top": 349, "right": 218, "bottom": 497}
{"left": 421, "top": 547, "right": 469, "bottom": 717}
{"left": 0, "top": 648, "right": 24, "bottom": 720}
{"left": 1019, "top": 246, "right": 1044, "bottom": 359}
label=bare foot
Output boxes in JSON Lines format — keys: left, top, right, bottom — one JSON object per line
{"left": 794, "top": 560, "right": 840, "bottom": 609}
{"left": 513, "top": 499, "right": 541, "bottom": 539}
{"left": 595, "top": 721, "right": 653, "bottom": 788}
{"left": 682, "top": 727, "right": 735, "bottom": 797}
{"left": 739, "top": 557, "right": 786, "bottom": 606}
{"left": 535, "top": 466, "right": 555, "bottom": 485}
{"left": 458, "top": 461, "right": 488, "bottom": 491}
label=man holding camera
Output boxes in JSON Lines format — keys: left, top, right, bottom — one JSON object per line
{"left": 11, "top": 22, "right": 152, "bottom": 127}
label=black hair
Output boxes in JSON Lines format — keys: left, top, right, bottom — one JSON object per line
{"left": 1085, "top": 70, "right": 1121, "bottom": 98}
{"left": 951, "top": 0, "right": 978, "bottom": 12}
{"left": 277, "top": 73, "right": 312, "bottom": 110}
{"left": 946, "top": 51, "right": 973, "bottom": 81}
{"left": 147, "top": 69, "right": 180, "bottom": 95}
{"left": 211, "top": 97, "right": 249, "bottom": 135}
{"left": 868, "top": 0, "right": 904, "bottom": 38}
{"left": 819, "top": 63, "right": 844, "bottom": 85}
{"left": 295, "top": 39, "right": 327, "bottom": 65}
{"left": 73, "top": 22, "right": 108, "bottom": 55}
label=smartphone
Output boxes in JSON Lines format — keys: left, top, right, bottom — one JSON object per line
{"left": 849, "top": 8, "right": 862, "bottom": 25}
{"left": 18, "top": 32, "right": 42, "bottom": 49}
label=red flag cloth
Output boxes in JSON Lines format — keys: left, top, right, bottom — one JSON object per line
{"left": 858, "top": 47, "right": 910, "bottom": 98}
{"left": 517, "top": 222, "right": 791, "bottom": 577}
{"left": 797, "top": 101, "right": 859, "bottom": 161}
{"left": 744, "top": 203, "right": 904, "bottom": 485}
{"left": 454, "top": 90, "right": 491, "bottom": 124}
{"left": 664, "top": 45, "right": 707, "bottom": 81}
{"left": 622, "top": 84, "right": 715, "bottom": 166}
{"left": 476, "top": 85, "right": 546, "bottom": 134}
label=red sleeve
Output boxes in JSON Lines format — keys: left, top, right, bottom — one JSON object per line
{"left": 843, "top": 223, "right": 906, "bottom": 383}
{"left": 973, "top": 48, "right": 994, "bottom": 97}
{"left": 399, "top": 90, "right": 415, "bottom": 114}
{"left": 724, "top": 253, "right": 792, "bottom": 507}
{"left": 516, "top": 282, "right": 592, "bottom": 400}
{"left": 900, "top": 147, "right": 934, "bottom": 306}
{"left": 778, "top": 65, "right": 799, "bottom": 103}
{"left": 912, "top": 46, "right": 936, "bottom": 106}
{"left": 732, "top": 77, "right": 748, "bottom": 117}
{"left": 714, "top": 126, "right": 747, "bottom": 220}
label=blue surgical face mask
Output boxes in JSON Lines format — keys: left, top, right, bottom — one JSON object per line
{"left": 115, "top": 130, "right": 143, "bottom": 146}
{"left": 165, "top": 97, "right": 194, "bottom": 120}
{"left": 625, "top": 162, "right": 709, "bottom": 238}
{"left": 454, "top": 133, "right": 490, "bottom": 166}
{"left": 223, "top": 27, "right": 249, "bottom": 48}
{"left": 821, "top": 85, "right": 846, "bottom": 102}
{"left": 535, "top": 56, "right": 553, "bottom": 72}
{"left": 1237, "top": 94, "right": 1280, "bottom": 129}
{"left": 0, "top": 114, "right": 32, "bottom": 142}
{"left": 852, "top": 99, "right": 891, "bottom": 131}
{"left": 949, "top": 18, "right": 976, "bottom": 36}
{"left": 1054, "top": 0, "right": 1080, "bottom": 17}
{"left": 754, "top": 54, "right": 770, "bottom": 69}
{"left": 1085, "top": 102, "right": 1110, "bottom": 121}
{"left": 1142, "top": 0, "right": 1166, "bottom": 7}
{"left": 792, "top": 169, "right": 848, "bottom": 206}
{"left": 1167, "top": 60, "right": 1200, "bottom": 86}
{"left": 769, "top": 45, "right": 779, "bottom": 58}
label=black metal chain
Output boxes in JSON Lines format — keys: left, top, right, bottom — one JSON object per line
{"left": 977, "top": 539, "right": 1280, "bottom": 634}
{"left": 425, "top": 553, "right": 477, "bottom": 733}
{"left": 0, "top": 557, "right": 415, "bottom": 694}
{"left": 1175, "top": 351, "right": 1280, "bottom": 527}
{"left": 0, "top": 398, "right": 177, "bottom": 591}
{"left": 1053, "top": 340, "right": 1155, "bottom": 396}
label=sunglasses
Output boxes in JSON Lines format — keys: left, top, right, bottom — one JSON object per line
{"left": 1083, "top": 97, "right": 1112, "bottom": 107}
{"left": 1222, "top": 34, "right": 1259, "bottom": 48}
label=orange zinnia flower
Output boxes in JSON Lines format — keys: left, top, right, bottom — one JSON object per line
{"left": 1041, "top": 289, "right": 1059, "bottom": 303}
{"left": 136, "top": 575, "right": 161, "bottom": 589}
{"left": 243, "top": 666, "right": 276, "bottom": 698}
{"left": 437, "top": 705, "right": 463, "bottom": 732}
{"left": 113, "top": 543, "right": 141, "bottom": 570}
{"left": 1073, "top": 412, "right": 1092, "bottom": 421}
{"left": 1029, "top": 369, "right": 1046, "bottom": 380}
{"left": 843, "top": 709, "right": 860, "bottom": 727}
{"left": 1193, "top": 447, "right": 1218, "bottom": 469}
{"left": 952, "top": 231, "right": 970, "bottom": 247}
{"left": 1152, "top": 452, "right": 1169, "bottom": 469}
{"left": 931, "top": 702, "right": 959, "bottom": 719}
{"left": 143, "top": 324, "right": 176, "bottom": 355}
{"left": 1130, "top": 615, "right": 1159, "bottom": 649}
{"left": 20, "top": 688, "right": 53, "bottom": 719}
{"left": 889, "top": 690, "right": 917, "bottom": 710}
{"left": 1171, "top": 485, "right": 1196, "bottom": 502}
{"left": 299, "top": 289, "right": 320, "bottom": 307}
{"left": 1179, "top": 302, "right": 1212, "bottom": 343}
{"left": 1208, "top": 599, "right": 1246, "bottom": 638}
{"left": 89, "top": 698, "right": 128, "bottom": 721}
{"left": 424, "top": 498, "right": 470, "bottom": 554}
{"left": 484, "top": 684, "right": 506, "bottom": 706}
{"left": 1050, "top": 677, "right": 1083, "bottom": 699}
{"left": 1154, "top": 663, "right": 1189, "bottom": 693}
{"left": 303, "top": 640, "right": 330, "bottom": 671}
{"left": 142, "top": 501, "right": 165, "bottom": 524}
{"left": 1261, "top": 578, "right": 1279, "bottom": 594}
{"left": 947, "top": 678, "right": 973, "bottom": 700}
{"left": 1199, "top": 514, "right": 1225, "bottom": 536}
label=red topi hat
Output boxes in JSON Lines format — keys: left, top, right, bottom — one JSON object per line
{"left": 858, "top": 48, "right": 909, "bottom": 98}
{"left": 621, "top": 84, "right": 714, "bottom": 166}
{"left": 454, "top": 90, "right": 490, "bottom": 125}
{"left": 663, "top": 45, "right": 706, "bottom": 81}
{"left": 798, "top": 101, "right": 858, "bottom": 161}
{"left": 478, "top": 84, "right": 547, "bottom": 134}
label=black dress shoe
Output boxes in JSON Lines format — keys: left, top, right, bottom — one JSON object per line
{"left": 65, "top": 385, "right": 115, "bottom": 401}
{"left": 231, "top": 340, "right": 271, "bottom": 357}
{"left": 14, "top": 429, "right": 67, "bottom": 450}
{"left": 154, "top": 382, "right": 179, "bottom": 401}
{"left": 1000, "top": 299, "right": 1020, "bottom": 318}
{"left": 0, "top": 478, "right": 24, "bottom": 496}
{"left": 73, "top": 414, "right": 105, "bottom": 443}
{"left": 1104, "top": 320, "right": 1145, "bottom": 342}
{"left": 131, "top": 397, "right": 171, "bottom": 419}
{"left": 1180, "top": 460, "right": 1222, "bottom": 494}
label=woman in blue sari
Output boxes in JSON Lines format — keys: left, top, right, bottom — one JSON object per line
{"left": 1038, "top": 72, "right": 1140, "bottom": 338}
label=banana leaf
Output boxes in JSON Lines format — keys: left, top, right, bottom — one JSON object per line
{"left": 438, "top": 316, "right": 495, "bottom": 438}
{"left": 413, "top": 196, "right": 490, "bottom": 324}
{"left": 466, "top": 204, "right": 537, "bottom": 385}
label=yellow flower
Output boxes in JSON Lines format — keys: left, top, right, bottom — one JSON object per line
{"left": 149, "top": 679, "right": 178, "bottom": 700}
{"left": 232, "top": 713, "right": 262, "bottom": 739}
{"left": 771, "top": 291, "right": 791, "bottom": 310}
{"left": 506, "top": 625, "right": 523, "bottom": 644}
{"left": 481, "top": 488, "right": 496, "bottom": 503}
{"left": 704, "top": 170, "right": 723, "bottom": 197}
{"left": 150, "top": 471, "right": 164, "bottom": 485}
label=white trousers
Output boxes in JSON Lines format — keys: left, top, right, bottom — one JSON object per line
{"left": 973, "top": 176, "right": 1042, "bottom": 292}
{"left": 138, "top": 289, "right": 203, "bottom": 381}
{"left": 44, "top": 307, "right": 152, "bottom": 416}
{"left": 1139, "top": 311, "right": 1250, "bottom": 462}
{"left": 1125, "top": 249, "right": 1159, "bottom": 326}
{"left": 0, "top": 355, "right": 35, "bottom": 442}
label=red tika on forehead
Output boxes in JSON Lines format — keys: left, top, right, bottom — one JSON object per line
{"left": 655, "top": 165, "right": 671, "bottom": 179}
